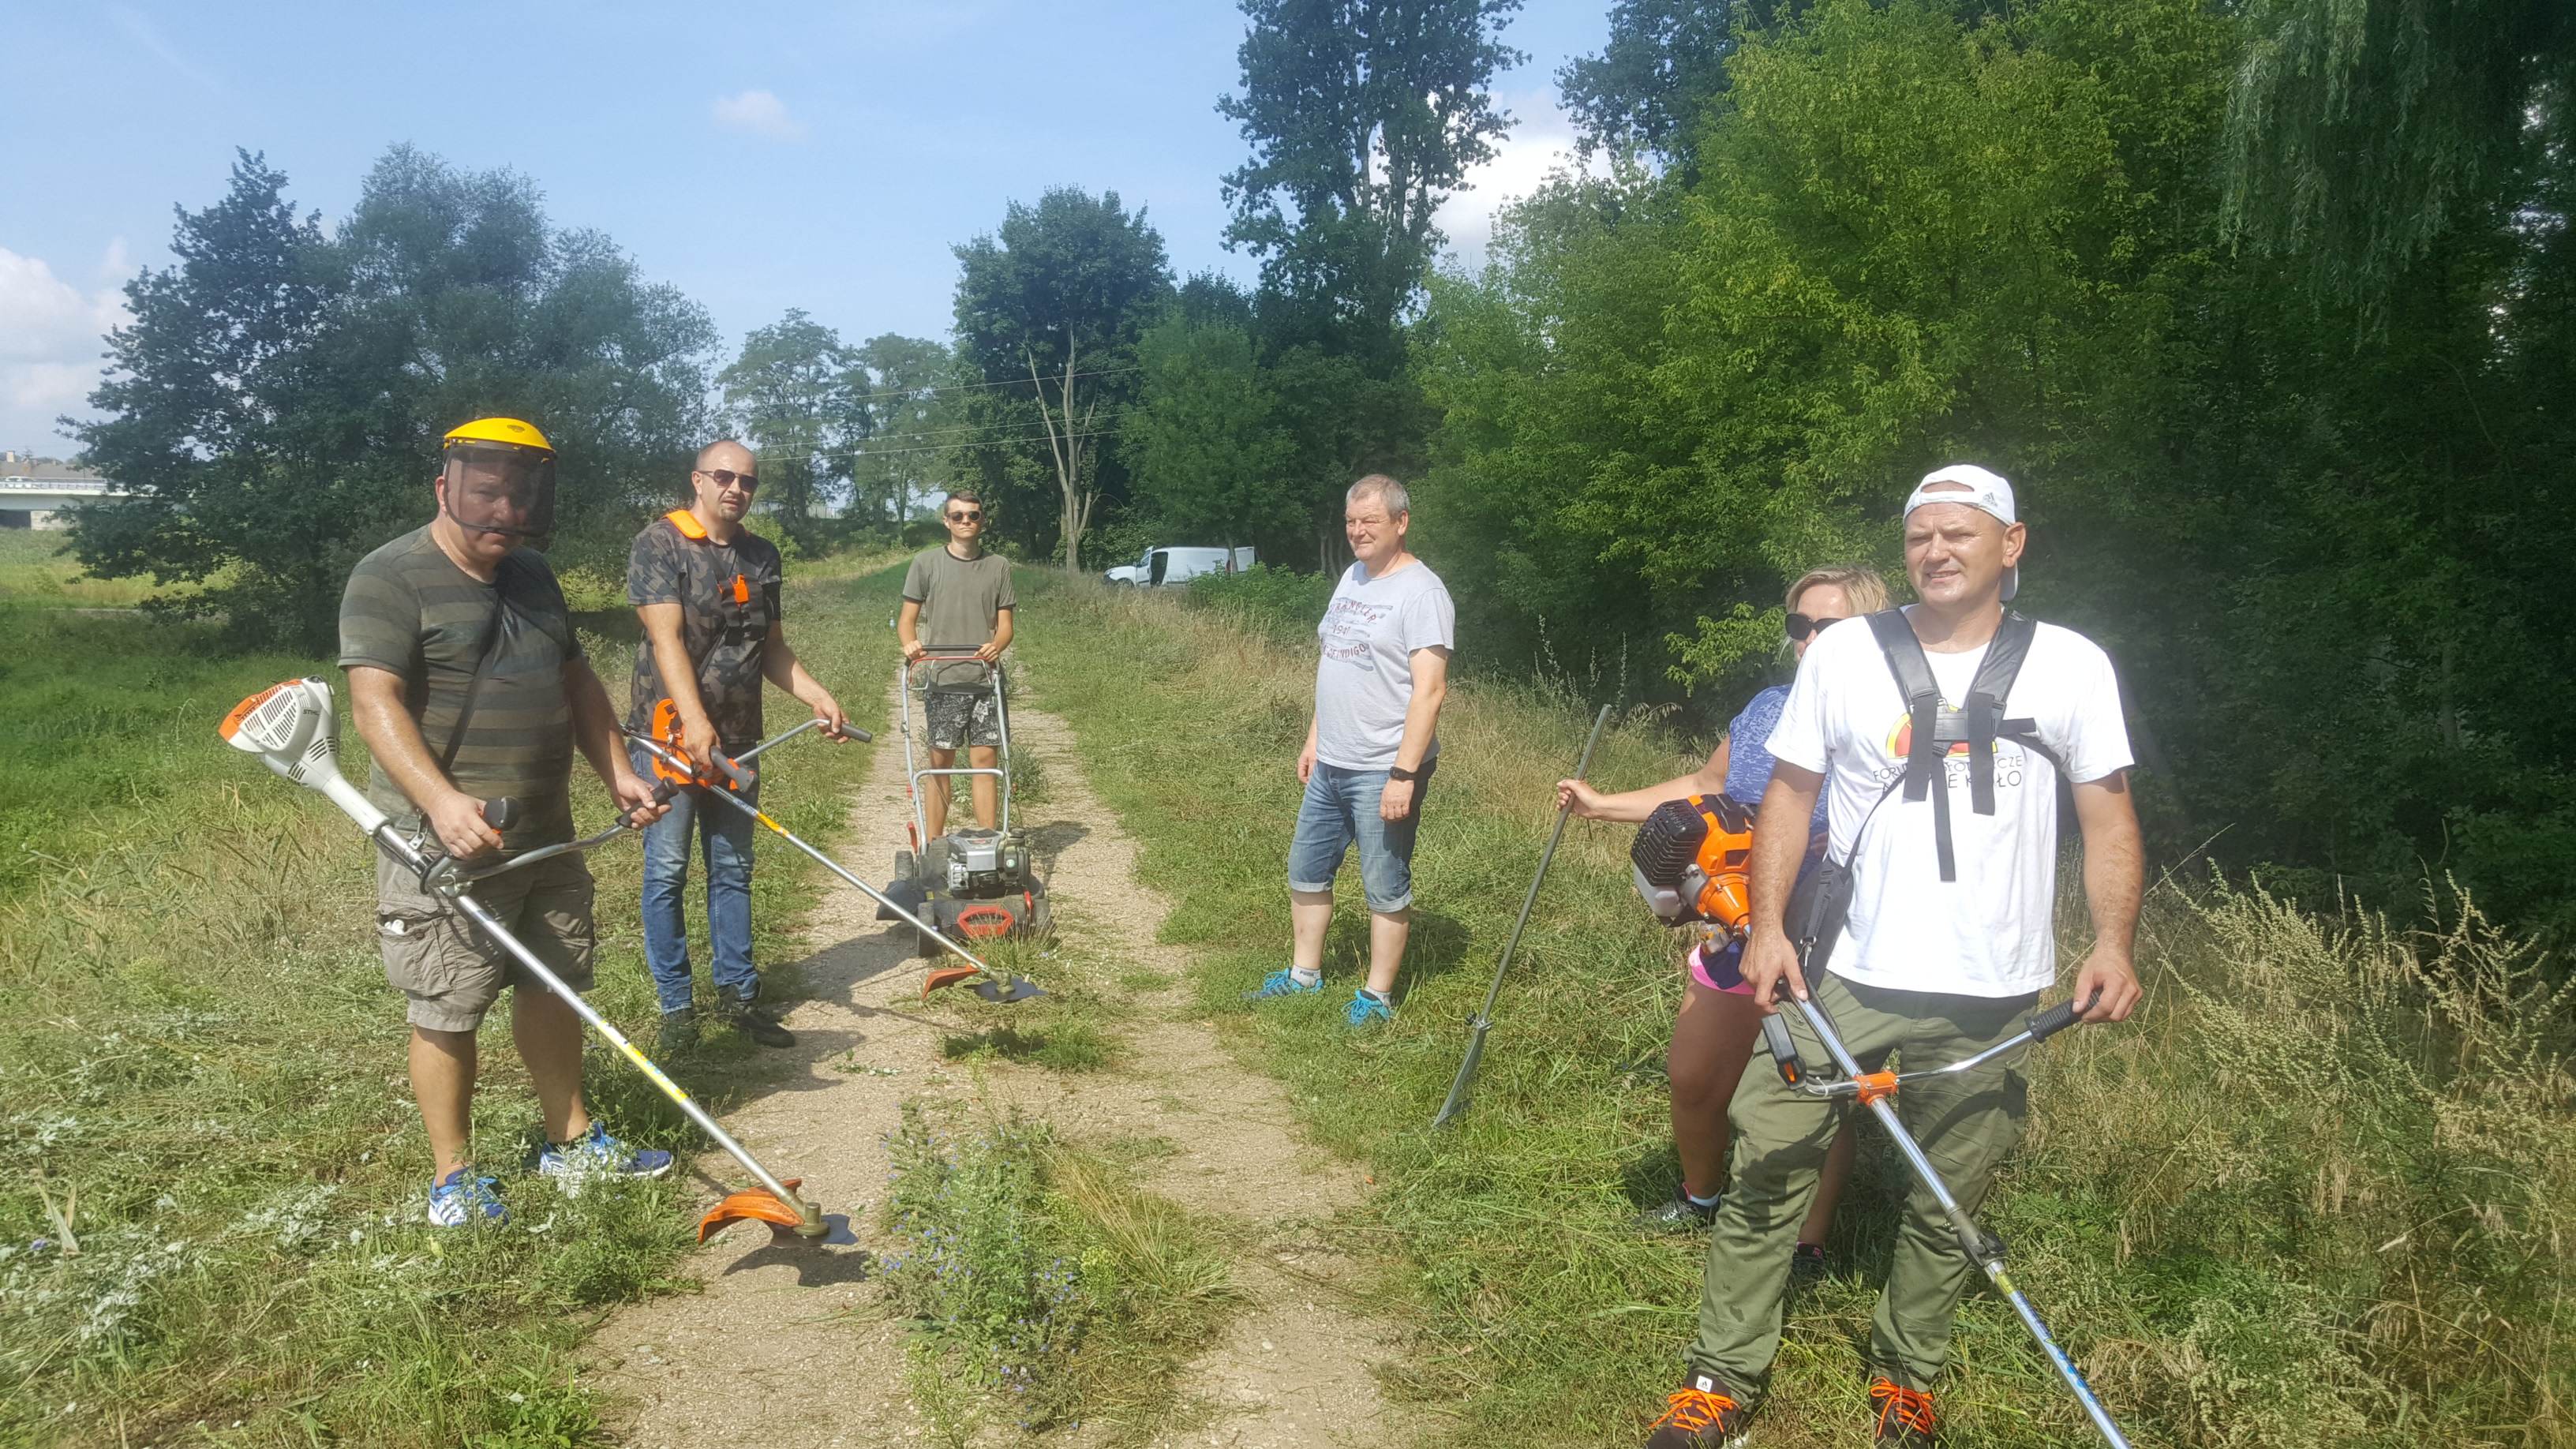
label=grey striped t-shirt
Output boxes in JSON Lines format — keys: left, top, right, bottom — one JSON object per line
{"left": 338, "top": 525, "right": 583, "bottom": 850}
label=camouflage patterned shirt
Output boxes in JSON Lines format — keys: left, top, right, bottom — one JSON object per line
{"left": 625, "top": 511, "right": 784, "bottom": 751}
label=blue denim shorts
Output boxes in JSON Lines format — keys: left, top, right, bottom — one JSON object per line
{"left": 1287, "top": 758, "right": 1435, "bottom": 912}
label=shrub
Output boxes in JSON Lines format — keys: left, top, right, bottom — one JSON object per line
{"left": 1182, "top": 563, "right": 1335, "bottom": 642}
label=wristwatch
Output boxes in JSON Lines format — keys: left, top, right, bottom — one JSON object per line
{"left": 1388, "top": 764, "right": 1421, "bottom": 782}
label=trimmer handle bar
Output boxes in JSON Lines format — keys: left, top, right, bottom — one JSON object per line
{"left": 1761, "top": 990, "right": 2100, "bottom": 1101}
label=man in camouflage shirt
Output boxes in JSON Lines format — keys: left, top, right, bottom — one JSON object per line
{"left": 341, "top": 417, "right": 673, "bottom": 1227}
{"left": 627, "top": 439, "right": 850, "bottom": 1050}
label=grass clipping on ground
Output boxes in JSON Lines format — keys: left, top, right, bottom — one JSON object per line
{"left": 1012, "top": 575, "right": 2576, "bottom": 1449}
{"left": 0, "top": 550, "right": 902, "bottom": 1447}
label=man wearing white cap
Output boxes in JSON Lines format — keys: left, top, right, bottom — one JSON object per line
{"left": 1640, "top": 465, "right": 2143, "bottom": 1449}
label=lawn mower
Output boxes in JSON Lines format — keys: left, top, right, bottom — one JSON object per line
{"left": 878, "top": 649, "right": 1050, "bottom": 998}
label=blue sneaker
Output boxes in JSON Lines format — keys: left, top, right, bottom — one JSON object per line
{"left": 1244, "top": 968, "right": 1323, "bottom": 1002}
{"left": 1345, "top": 989, "right": 1395, "bottom": 1028}
{"left": 428, "top": 1168, "right": 508, "bottom": 1227}
{"left": 535, "top": 1123, "right": 676, "bottom": 1197}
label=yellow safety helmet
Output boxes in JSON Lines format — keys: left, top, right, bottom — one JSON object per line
{"left": 439, "top": 417, "right": 557, "bottom": 537}
{"left": 442, "top": 417, "right": 553, "bottom": 455}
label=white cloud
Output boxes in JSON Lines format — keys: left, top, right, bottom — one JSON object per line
{"left": 1434, "top": 92, "right": 1597, "bottom": 269}
{"left": 0, "top": 245, "right": 133, "bottom": 451}
{"left": 710, "top": 89, "right": 808, "bottom": 142}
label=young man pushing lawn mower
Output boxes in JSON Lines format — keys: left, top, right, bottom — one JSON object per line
{"left": 339, "top": 418, "right": 676, "bottom": 1227}
{"left": 1643, "top": 466, "right": 2144, "bottom": 1448}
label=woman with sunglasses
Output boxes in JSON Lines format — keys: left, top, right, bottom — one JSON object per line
{"left": 1557, "top": 564, "right": 1892, "bottom": 1253}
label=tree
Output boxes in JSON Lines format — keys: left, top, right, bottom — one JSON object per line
{"left": 950, "top": 188, "right": 1173, "bottom": 572}
{"left": 1218, "top": 0, "right": 1525, "bottom": 356}
{"left": 2220, "top": 0, "right": 2574, "bottom": 315}
{"left": 846, "top": 333, "right": 960, "bottom": 531}
{"left": 70, "top": 146, "right": 719, "bottom": 649}
{"left": 1121, "top": 315, "right": 1301, "bottom": 557}
{"left": 1557, "top": 0, "right": 1767, "bottom": 166}
{"left": 69, "top": 152, "right": 337, "bottom": 643}
{"left": 718, "top": 309, "right": 866, "bottom": 545}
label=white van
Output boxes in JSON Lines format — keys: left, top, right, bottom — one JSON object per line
{"left": 1103, "top": 545, "right": 1256, "bottom": 586}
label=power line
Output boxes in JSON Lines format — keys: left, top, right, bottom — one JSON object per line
{"left": 823, "top": 362, "right": 1144, "bottom": 408}
{"left": 752, "top": 409, "right": 1139, "bottom": 465}
{"left": 801, "top": 428, "right": 1125, "bottom": 464}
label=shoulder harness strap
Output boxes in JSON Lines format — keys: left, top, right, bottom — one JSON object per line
{"left": 1870, "top": 608, "right": 2055, "bottom": 882}
{"left": 665, "top": 507, "right": 710, "bottom": 541}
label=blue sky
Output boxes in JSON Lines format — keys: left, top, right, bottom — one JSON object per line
{"left": 0, "top": 0, "right": 1614, "bottom": 455}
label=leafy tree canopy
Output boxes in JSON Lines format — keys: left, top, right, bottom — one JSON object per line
{"left": 73, "top": 146, "right": 717, "bottom": 649}
{"left": 949, "top": 187, "right": 1174, "bottom": 571}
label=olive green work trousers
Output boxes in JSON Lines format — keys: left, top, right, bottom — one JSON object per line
{"left": 1687, "top": 970, "right": 2038, "bottom": 1394}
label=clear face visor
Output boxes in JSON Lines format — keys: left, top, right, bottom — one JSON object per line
{"left": 440, "top": 444, "right": 557, "bottom": 537}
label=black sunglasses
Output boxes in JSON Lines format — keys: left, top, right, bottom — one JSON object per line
{"left": 1785, "top": 612, "right": 1847, "bottom": 641}
{"left": 701, "top": 467, "right": 758, "bottom": 492}
{"left": 947, "top": 508, "right": 983, "bottom": 522}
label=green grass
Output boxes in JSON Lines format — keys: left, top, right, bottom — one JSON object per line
{"left": 1008, "top": 574, "right": 2576, "bottom": 1449}
{"left": 0, "top": 545, "right": 908, "bottom": 1447}
{"left": 0, "top": 531, "right": 166, "bottom": 611}
{"left": 875, "top": 1101, "right": 1237, "bottom": 1447}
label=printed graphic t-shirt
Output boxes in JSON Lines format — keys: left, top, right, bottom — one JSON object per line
{"left": 625, "top": 514, "right": 784, "bottom": 750}
{"left": 902, "top": 545, "right": 1017, "bottom": 690}
{"left": 1312, "top": 558, "right": 1455, "bottom": 771}
{"left": 338, "top": 525, "right": 583, "bottom": 850}
{"left": 1765, "top": 608, "right": 2133, "bottom": 998}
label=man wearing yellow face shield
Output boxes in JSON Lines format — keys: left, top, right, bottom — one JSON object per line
{"left": 338, "top": 417, "right": 672, "bottom": 1227}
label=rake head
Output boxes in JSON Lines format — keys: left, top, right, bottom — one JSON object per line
{"left": 697, "top": 1178, "right": 827, "bottom": 1242}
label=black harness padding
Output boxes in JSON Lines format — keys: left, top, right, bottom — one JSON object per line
{"left": 1866, "top": 609, "right": 2067, "bottom": 882}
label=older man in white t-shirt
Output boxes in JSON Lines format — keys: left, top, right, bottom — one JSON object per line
{"left": 1246, "top": 474, "right": 1455, "bottom": 1028}
{"left": 1639, "top": 466, "right": 2144, "bottom": 1449}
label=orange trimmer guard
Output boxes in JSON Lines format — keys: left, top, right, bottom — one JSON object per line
{"left": 697, "top": 1178, "right": 814, "bottom": 1241}
{"left": 922, "top": 964, "right": 983, "bottom": 1000}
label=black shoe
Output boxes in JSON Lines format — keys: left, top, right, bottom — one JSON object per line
{"left": 1789, "top": 1241, "right": 1828, "bottom": 1279}
{"left": 1868, "top": 1376, "right": 1938, "bottom": 1447}
{"left": 1645, "top": 1370, "right": 1749, "bottom": 1448}
{"left": 717, "top": 984, "right": 796, "bottom": 1048}
{"left": 656, "top": 1006, "right": 699, "bottom": 1054}
{"left": 1634, "top": 1188, "right": 1720, "bottom": 1234}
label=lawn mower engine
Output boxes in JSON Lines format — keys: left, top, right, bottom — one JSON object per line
{"left": 882, "top": 827, "right": 1050, "bottom": 953}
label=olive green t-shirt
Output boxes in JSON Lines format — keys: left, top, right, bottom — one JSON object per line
{"left": 337, "top": 525, "right": 584, "bottom": 850}
{"left": 901, "top": 545, "right": 1015, "bottom": 688}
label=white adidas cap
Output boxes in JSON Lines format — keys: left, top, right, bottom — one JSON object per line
{"left": 1904, "top": 464, "right": 2019, "bottom": 601}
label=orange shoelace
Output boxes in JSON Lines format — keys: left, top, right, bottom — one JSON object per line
{"left": 1869, "top": 1378, "right": 1939, "bottom": 1436}
{"left": 1653, "top": 1386, "right": 1741, "bottom": 1432}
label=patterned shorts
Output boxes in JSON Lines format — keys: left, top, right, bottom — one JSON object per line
{"left": 924, "top": 687, "right": 1001, "bottom": 751}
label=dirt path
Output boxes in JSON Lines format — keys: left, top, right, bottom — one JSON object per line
{"left": 591, "top": 675, "right": 1418, "bottom": 1448}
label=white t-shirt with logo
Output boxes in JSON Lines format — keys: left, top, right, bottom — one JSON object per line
{"left": 1312, "top": 558, "right": 1455, "bottom": 770}
{"left": 1765, "top": 608, "right": 2133, "bottom": 998}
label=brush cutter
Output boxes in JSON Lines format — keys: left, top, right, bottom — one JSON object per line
{"left": 1431, "top": 704, "right": 1613, "bottom": 1129}
{"left": 219, "top": 677, "right": 834, "bottom": 1243}
{"left": 626, "top": 713, "right": 1043, "bottom": 1003}
{"left": 1759, "top": 986, "right": 2131, "bottom": 1447}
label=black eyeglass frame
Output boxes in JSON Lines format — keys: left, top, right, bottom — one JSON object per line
{"left": 1785, "top": 612, "right": 1848, "bottom": 641}
{"left": 698, "top": 467, "right": 760, "bottom": 492}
